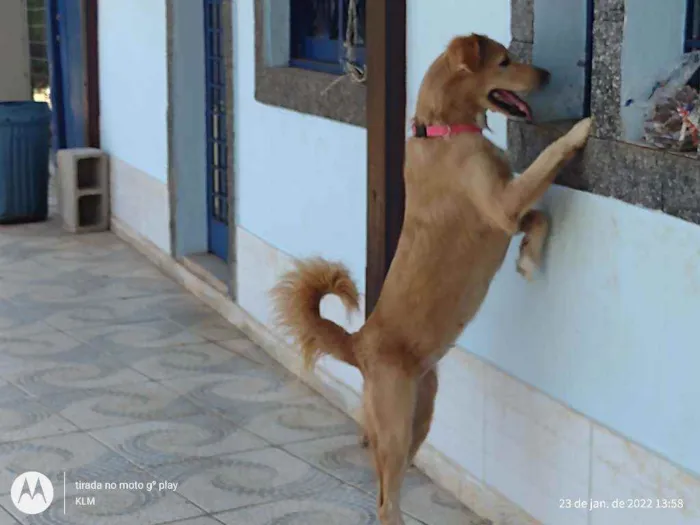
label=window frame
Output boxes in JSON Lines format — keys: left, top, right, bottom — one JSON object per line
{"left": 288, "top": 0, "right": 366, "bottom": 76}
{"left": 507, "top": 0, "right": 700, "bottom": 226}
{"left": 254, "top": 0, "right": 366, "bottom": 127}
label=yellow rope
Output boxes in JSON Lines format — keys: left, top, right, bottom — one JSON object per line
{"left": 322, "top": 0, "right": 366, "bottom": 95}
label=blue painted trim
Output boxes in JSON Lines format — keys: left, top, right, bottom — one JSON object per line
{"left": 46, "top": 0, "right": 66, "bottom": 151}
{"left": 204, "top": 0, "right": 229, "bottom": 262}
{"left": 289, "top": 58, "right": 344, "bottom": 75}
{"left": 57, "top": 0, "right": 87, "bottom": 148}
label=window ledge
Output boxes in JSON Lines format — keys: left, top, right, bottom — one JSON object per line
{"left": 507, "top": 120, "right": 700, "bottom": 225}
{"left": 255, "top": 65, "right": 366, "bottom": 127}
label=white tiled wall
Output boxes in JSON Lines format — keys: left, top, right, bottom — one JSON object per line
{"left": 589, "top": 425, "right": 700, "bottom": 525}
{"left": 109, "top": 156, "right": 171, "bottom": 255}
{"left": 235, "top": 228, "right": 700, "bottom": 525}
{"left": 484, "top": 366, "right": 591, "bottom": 525}
{"left": 431, "top": 351, "right": 486, "bottom": 481}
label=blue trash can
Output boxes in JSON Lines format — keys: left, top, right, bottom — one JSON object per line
{"left": 0, "top": 101, "right": 52, "bottom": 224}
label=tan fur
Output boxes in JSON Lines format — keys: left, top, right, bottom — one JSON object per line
{"left": 271, "top": 257, "right": 360, "bottom": 370}
{"left": 271, "top": 34, "right": 592, "bottom": 524}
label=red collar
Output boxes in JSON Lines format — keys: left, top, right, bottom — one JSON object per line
{"left": 412, "top": 122, "right": 483, "bottom": 138}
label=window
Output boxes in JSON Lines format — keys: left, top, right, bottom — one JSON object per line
{"left": 289, "top": 0, "right": 366, "bottom": 75}
{"left": 686, "top": 0, "right": 700, "bottom": 86}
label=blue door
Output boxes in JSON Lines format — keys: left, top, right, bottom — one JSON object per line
{"left": 204, "top": 0, "right": 229, "bottom": 261}
{"left": 46, "top": 0, "right": 87, "bottom": 151}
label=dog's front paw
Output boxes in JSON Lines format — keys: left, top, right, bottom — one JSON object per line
{"left": 565, "top": 117, "right": 593, "bottom": 150}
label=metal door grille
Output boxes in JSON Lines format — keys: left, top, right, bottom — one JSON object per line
{"left": 204, "top": 0, "right": 229, "bottom": 259}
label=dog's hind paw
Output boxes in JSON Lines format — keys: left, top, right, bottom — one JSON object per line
{"left": 359, "top": 432, "right": 370, "bottom": 448}
{"left": 516, "top": 253, "right": 538, "bottom": 281}
{"left": 516, "top": 230, "right": 544, "bottom": 281}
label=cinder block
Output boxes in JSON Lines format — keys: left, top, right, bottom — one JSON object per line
{"left": 57, "top": 148, "right": 110, "bottom": 233}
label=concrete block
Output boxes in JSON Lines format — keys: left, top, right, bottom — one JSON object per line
{"left": 57, "top": 148, "right": 110, "bottom": 233}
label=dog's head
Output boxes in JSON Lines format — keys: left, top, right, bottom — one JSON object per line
{"left": 415, "top": 34, "right": 550, "bottom": 125}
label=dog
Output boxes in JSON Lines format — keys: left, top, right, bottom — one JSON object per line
{"left": 272, "top": 33, "right": 592, "bottom": 524}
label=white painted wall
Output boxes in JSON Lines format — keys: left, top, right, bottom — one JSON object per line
{"left": 0, "top": 0, "right": 31, "bottom": 101}
{"left": 99, "top": 0, "right": 167, "bottom": 182}
{"left": 406, "top": 0, "right": 511, "bottom": 148}
{"left": 99, "top": 0, "right": 170, "bottom": 253}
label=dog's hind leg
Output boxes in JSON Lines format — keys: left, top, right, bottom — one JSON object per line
{"left": 365, "top": 365, "right": 418, "bottom": 525}
{"left": 516, "top": 210, "right": 549, "bottom": 281}
{"left": 407, "top": 368, "right": 438, "bottom": 465}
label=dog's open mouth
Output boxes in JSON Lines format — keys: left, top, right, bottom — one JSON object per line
{"left": 488, "top": 90, "right": 532, "bottom": 122}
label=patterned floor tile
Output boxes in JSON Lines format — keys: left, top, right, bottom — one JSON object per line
{"left": 109, "top": 342, "right": 261, "bottom": 381}
{"left": 5, "top": 275, "right": 122, "bottom": 307}
{"left": 168, "top": 313, "right": 247, "bottom": 343}
{"left": 169, "top": 519, "right": 225, "bottom": 525}
{"left": 0, "top": 505, "right": 19, "bottom": 525}
{"left": 68, "top": 321, "right": 206, "bottom": 354}
{"left": 286, "top": 435, "right": 486, "bottom": 524}
{"left": 239, "top": 395, "right": 358, "bottom": 446}
{"left": 0, "top": 397, "right": 78, "bottom": 444}
{"left": 38, "top": 295, "right": 190, "bottom": 331}
{"left": 214, "top": 484, "right": 424, "bottom": 525}
{"left": 6, "top": 351, "right": 149, "bottom": 397}
{"left": 0, "top": 432, "right": 124, "bottom": 495}
{"left": 0, "top": 275, "right": 32, "bottom": 301}
{"left": 148, "top": 448, "right": 343, "bottom": 514}
{"left": 0, "top": 300, "right": 55, "bottom": 338}
{"left": 160, "top": 369, "right": 316, "bottom": 414}
{"left": 359, "top": 470, "right": 489, "bottom": 525}
{"left": 215, "top": 339, "right": 283, "bottom": 370}
{"left": 0, "top": 219, "right": 489, "bottom": 524}
{"left": 136, "top": 294, "right": 216, "bottom": 322}
{"left": 90, "top": 414, "right": 268, "bottom": 467}
{"left": 0, "top": 330, "right": 90, "bottom": 374}
{"left": 6, "top": 455, "right": 204, "bottom": 525}
{"left": 284, "top": 434, "right": 376, "bottom": 488}
{"left": 7, "top": 271, "right": 182, "bottom": 308}
{"left": 0, "top": 380, "right": 29, "bottom": 402}
{"left": 37, "top": 381, "right": 203, "bottom": 431}
{"left": 397, "top": 482, "right": 490, "bottom": 525}
{"left": 29, "top": 242, "right": 141, "bottom": 271}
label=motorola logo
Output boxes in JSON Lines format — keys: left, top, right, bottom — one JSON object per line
{"left": 10, "top": 471, "right": 54, "bottom": 515}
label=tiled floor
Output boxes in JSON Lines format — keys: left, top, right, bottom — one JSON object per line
{"left": 0, "top": 215, "right": 489, "bottom": 525}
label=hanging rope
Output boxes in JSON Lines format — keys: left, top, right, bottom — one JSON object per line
{"left": 322, "top": 0, "right": 366, "bottom": 95}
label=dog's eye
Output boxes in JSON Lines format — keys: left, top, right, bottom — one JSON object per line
{"left": 499, "top": 57, "right": 511, "bottom": 67}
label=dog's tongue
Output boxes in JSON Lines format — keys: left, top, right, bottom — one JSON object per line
{"left": 495, "top": 90, "right": 532, "bottom": 122}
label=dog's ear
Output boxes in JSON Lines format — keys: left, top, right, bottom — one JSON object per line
{"left": 446, "top": 34, "right": 486, "bottom": 73}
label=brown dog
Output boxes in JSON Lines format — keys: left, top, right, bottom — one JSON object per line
{"left": 272, "top": 34, "right": 592, "bottom": 524}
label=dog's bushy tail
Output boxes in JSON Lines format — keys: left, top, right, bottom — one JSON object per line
{"left": 271, "top": 257, "right": 360, "bottom": 371}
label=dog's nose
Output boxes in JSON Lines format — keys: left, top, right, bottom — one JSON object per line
{"left": 537, "top": 68, "right": 551, "bottom": 86}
